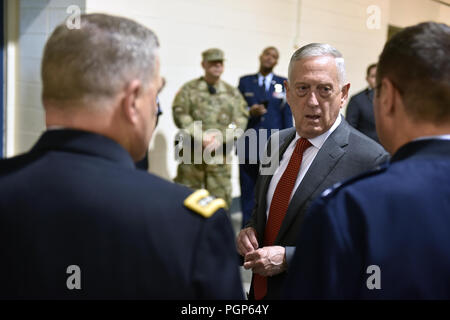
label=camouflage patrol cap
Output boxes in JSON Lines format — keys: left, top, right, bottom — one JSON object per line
{"left": 202, "top": 48, "right": 225, "bottom": 62}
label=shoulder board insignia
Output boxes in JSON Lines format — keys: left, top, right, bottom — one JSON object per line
{"left": 184, "top": 189, "right": 226, "bottom": 218}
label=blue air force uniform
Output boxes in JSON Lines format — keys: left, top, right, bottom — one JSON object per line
{"left": 0, "top": 129, "right": 244, "bottom": 299}
{"left": 284, "top": 138, "right": 450, "bottom": 299}
{"left": 237, "top": 74, "right": 293, "bottom": 226}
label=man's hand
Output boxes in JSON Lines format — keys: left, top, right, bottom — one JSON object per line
{"left": 236, "top": 227, "right": 258, "bottom": 256}
{"left": 243, "top": 246, "right": 287, "bottom": 277}
{"left": 249, "top": 104, "right": 267, "bottom": 117}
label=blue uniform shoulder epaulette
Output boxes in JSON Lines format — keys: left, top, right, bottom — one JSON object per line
{"left": 320, "top": 163, "right": 389, "bottom": 199}
{"left": 184, "top": 189, "right": 226, "bottom": 218}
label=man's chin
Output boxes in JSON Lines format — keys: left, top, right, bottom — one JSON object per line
{"left": 297, "top": 127, "right": 325, "bottom": 139}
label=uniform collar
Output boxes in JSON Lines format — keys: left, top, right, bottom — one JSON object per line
{"left": 31, "top": 129, "right": 136, "bottom": 169}
{"left": 414, "top": 134, "right": 450, "bottom": 141}
{"left": 391, "top": 138, "right": 450, "bottom": 163}
{"left": 199, "top": 77, "right": 226, "bottom": 93}
{"left": 258, "top": 73, "right": 274, "bottom": 88}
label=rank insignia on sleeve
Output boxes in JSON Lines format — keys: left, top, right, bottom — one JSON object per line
{"left": 184, "top": 189, "right": 226, "bottom": 218}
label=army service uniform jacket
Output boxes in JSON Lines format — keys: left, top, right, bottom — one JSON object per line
{"left": 0, "top": 129, "right": 244, "bottom": 299}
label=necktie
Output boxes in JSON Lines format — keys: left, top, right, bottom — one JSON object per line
{"left": 253, "top": 137, "right": 312, "bottom": 300}
{"left": 259, "top": 77, "right": 267, "bottom": 98}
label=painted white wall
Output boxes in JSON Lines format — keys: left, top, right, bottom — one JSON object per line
{"left": 438, "top": 3, "right": 450, "bottom": 23}
{"left": 15, "top": 0, "right": 85, "bottom": 155}
{"left": 389, "top": 0, "right": 448, "bottom": 27}
{"left": 294, "top": 0, "right": 390, "bottom": 112}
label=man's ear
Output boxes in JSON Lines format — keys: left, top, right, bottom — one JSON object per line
{"left": 284, "top": 79, "right": 289, "bottom": 94}
{"left": 284, "top": 79, "right": 292, "bottom": 106}
{"left": 340, "top": 83, "right": 351, "bottom": 108}
{"left": 201, "top": 61, "right": 206, "bottom": 70}
{"left": 121, "top": 79, "right": 142, "bottom": 124}
{"left": 379, "top": 77, "right": 396, "bottom": 117}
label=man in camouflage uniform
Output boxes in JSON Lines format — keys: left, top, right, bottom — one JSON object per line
{"left": 172, "top": 48, "right": 248, "bottom": 209}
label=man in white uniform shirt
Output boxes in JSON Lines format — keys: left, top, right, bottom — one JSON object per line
{"left": 236, "top": 43, "right": 389, "bottom": 300}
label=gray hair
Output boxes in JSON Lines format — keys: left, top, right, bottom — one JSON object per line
{"left": 42, "top": 14, "right": 159, "bottom": 103}
{"left": 288, "top": 43, "right": 346, "bottom": 87}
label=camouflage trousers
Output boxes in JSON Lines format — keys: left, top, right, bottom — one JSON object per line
{"left": 174, "top": 163, "right": 232, "bottom": 209}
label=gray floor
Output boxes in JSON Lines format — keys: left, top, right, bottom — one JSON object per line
{"left": 230, "top": 210, "right": 252, "bottom": 297}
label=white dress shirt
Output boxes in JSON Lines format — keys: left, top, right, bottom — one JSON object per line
{"left": 258, "top": 73, "right": 274, "bottom": 92}
{"left": 265, "top": 115, "right": 342, "bottom": 221}
{"left": 414, "top": 135, "right": 450, "bottom": 141}
{"left": 47, "top": 126, "right": 66, "bottom": 131}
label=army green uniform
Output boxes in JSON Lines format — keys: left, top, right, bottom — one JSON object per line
{"left": 172, "top": 77, "right": 248, "bottom": 209}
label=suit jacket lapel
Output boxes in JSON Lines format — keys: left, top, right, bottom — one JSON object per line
{"left": 275, "top": 120, "right": 350, "bottom": 243}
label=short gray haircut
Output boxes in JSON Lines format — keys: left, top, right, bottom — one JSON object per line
{"left": 288, "top": 43, "right": 346, "bottom": 87}
{"left": 42, "top": 14, "right": 159, "bottom": 103}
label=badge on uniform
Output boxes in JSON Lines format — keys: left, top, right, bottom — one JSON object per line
{"left": 184, "top": 189, "right": 226, "bottom": 218}
{"left": 244, "top": 92, "right": 255, "bottom": 97}
{"left": 272, "top": 83, "right": 285, "bottom": 99}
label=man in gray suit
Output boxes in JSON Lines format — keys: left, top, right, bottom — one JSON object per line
{"left": 236, "top": 43, "right": 389, "bottom": 300}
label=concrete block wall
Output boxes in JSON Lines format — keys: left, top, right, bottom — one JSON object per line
{"left": 15, "top": 0, "right": 85, "bottom": 154}
{"left": 294, "top": 0, "right": 390, "bottom": 101}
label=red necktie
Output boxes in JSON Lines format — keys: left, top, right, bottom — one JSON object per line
{"left": 253, "top": 137, "right": 311, "bottom": 300}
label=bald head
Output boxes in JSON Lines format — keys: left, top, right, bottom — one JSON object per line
{"left": 259, "top": 46, "right": 279, "bottom": 74}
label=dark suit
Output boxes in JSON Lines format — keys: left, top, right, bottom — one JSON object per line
{"left": 238, "top": 74, "right": 293, "bottom": 227}
{"left": 284, "top": 138, "right": 450, "bottom": 299}
{"left": 247, "top": 118, "right": 389, "bottom": 299}
{"left": 0, "top": 129, "right": 244, "bottom": 299}
{"left": 346, "top": 88, "right": 379, "bottom": 142}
